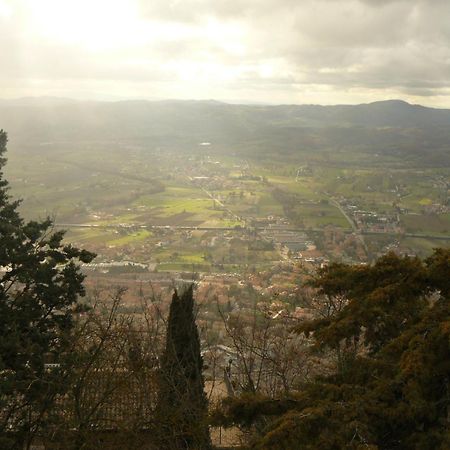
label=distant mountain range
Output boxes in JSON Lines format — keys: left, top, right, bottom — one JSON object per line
{"left": 0, "top": 98, "right": 449, "bottom": 165}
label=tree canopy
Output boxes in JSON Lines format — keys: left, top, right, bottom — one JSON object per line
{"left": 0, "top": 130, "right": 95, "bottom": 449}
{"left": 216, "top": 249, "right": 450, "bottom": 449}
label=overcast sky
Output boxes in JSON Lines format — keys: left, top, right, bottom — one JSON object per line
{"left": 1, "top": 0, "right": 450, "bottom": 106}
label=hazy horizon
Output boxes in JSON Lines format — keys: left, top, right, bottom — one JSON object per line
{"left": 1, "top": 96, "right": 449, "bottom": 110}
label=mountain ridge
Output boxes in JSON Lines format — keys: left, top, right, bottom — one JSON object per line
{"left": 0, "top": 97, "right": 447, "bottom": 110}
{"left": 1, "top": 97, "right": 449, "bottom": 166}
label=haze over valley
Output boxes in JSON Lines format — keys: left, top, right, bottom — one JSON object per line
{"left": 1, "top": 97, "right": 448, "bottom": 278}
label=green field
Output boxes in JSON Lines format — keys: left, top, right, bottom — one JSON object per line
{"left": 5, "top": 140, "right": 449, "bottom": 268}
{"left": 107, "top": 229, "right": 153, "bottom": 246}
{"left": 402, "top": 213, "right": 450, "bottom": 235}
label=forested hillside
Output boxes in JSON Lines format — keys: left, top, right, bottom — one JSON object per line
{"left": 1, "top": 98, "right": 449, "bottom": 165}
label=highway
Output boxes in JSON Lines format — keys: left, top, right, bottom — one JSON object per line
{"left": 54, "top": 222, "right": 450, "bottom": 241}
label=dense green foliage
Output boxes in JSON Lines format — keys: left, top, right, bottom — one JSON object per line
{"left": 156, "top": 286, "right": 211, "bottom": 449}
{"left": 216, "top": 250, "right": 450, "bottom": 449}
{"left": 0, "top": 130, "right": 95, "bottom": 449}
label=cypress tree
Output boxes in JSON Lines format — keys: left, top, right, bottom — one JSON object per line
{"left": 156, "top": 285, "right": 211, "bottom": 449}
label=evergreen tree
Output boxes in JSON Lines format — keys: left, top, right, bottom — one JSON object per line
{"left": 215, "top": 250, "right": 450, "bottom": 450}
{"left": 156, "top": 285, "right": 211, "bottom": 449}
{"left": 0, "top": 130, "right": 95, "bottom": 449}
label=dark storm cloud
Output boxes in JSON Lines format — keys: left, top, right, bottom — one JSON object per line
{"left": 136, "top": 0, "right": 450, "bottom": 91}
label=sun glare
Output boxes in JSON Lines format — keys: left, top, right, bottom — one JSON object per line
{"left": 0, "top": 0, "right": 12, "bottom": 18}
{"left": 26, "top": 0, "right": 144, "bottom": 50}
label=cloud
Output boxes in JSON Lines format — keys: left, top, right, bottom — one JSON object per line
{"left": 1, "top": 0, "right": 450, "bottom": 105}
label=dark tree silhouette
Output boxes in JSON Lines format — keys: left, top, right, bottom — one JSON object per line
{"left": 156, "top": 285, "right": 211, "bottom": 449}
{"left": 0, "top": 130, "right": 95, "bottom": 449}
